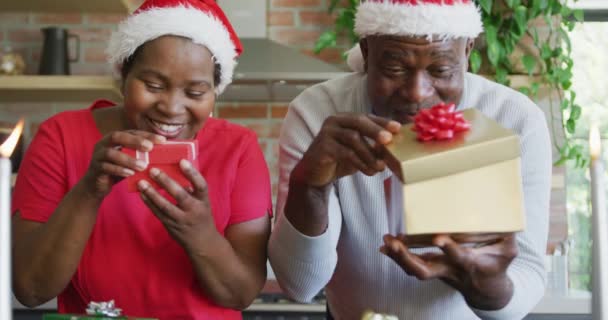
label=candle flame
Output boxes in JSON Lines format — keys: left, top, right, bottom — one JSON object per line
{"left": 0, "top": 118, "right": 24, "bottom": 158}
{"left": 590, "top": 124, "right": 602, "bottom": 160}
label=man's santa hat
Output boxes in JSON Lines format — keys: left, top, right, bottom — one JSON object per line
{"left": 107, "top": 0, "right": 242, "bottom": 95}
{"left": 347, "top": 0, "right": 484, "bottom": 72}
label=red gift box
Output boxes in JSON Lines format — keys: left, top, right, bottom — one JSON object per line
{"left": 122, "top": 140, "right": 199, "bottom": 192}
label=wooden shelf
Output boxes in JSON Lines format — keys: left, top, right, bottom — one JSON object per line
{"left": 0, "top": 0, "right": 135, "bottom": 13}
{"left": 0, "top": 75, "right": 122, "bottom": 103}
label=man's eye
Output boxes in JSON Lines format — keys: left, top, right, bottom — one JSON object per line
{"left": 384, "top": 67, "right": 405, "bottom": 74}
{"left": 187, "top": 90, "right": 204, "bottom": 98}
{"left": 432, "top": 68, "right": 454, "bottom": 78}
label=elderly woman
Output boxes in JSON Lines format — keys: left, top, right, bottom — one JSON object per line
{"left": 11, "top": 0, "right": 272, "bottom": 319}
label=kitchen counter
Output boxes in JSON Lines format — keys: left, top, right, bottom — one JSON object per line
{"left": 12, "top": 290, "right": 591, "bottom": 315}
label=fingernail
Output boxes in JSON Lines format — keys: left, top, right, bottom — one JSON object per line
{"left": 389, "top": 120, "right": 401, "bottom": 128}
{"left": 391, "top": 242, "right": 399, "bottom": 252}
{"left": 135, "top": 160, "right": 147, "bottom": 171}
{"left": 142, "top": 140, "right": 153, "bottom": 150}
{"left": 378, "top": 130, "right": 392, "bottom": 143}
{"left": 434, "top": 237, "right": 446, "bottom": 247}
{"left": 150, "top": 167, "right": 160, "bottom": 177}
{"left": 123, "top": 168, "right": 135, "bottom": 176}
{"left": 180, "top": 159, "right": 191, "bottom": 169}
{"left": 156, "top": 135, "right": 166, "bottom": 142}
{"left": 137, "top": 180, "right": 149, "bottom": 190}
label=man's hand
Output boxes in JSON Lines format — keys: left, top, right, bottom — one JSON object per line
{"left": 380, "top": 233, "right": 518, "bottom": 311}
{"left": 290, "top": 113, "right": 401, "bottom": 187}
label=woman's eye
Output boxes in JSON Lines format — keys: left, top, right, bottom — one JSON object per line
{"left": 145, "top": 82, "right": 163, "bottom": 90}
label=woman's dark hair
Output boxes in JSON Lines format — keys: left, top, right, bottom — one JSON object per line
{"left": 120, "top": 44, "right": 222, "bottom": 88}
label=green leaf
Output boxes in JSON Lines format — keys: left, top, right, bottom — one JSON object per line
{"left": 314, "top": 31, "right": 337, "bottom": 54}
{"left": 487, "top": 42, "right": 501, "bottom": 67}
{"left": 566, "top": 118, "right": 576, "bottom": 134}
{"left": 552, "top": 1, "right": 563, "bottom": 15}
{"left": 554, "top": 157, "right": 568, "bottom": 166}
{"left": 559, "top": 144, "right": 570, "bottom": 157}
{"left": 560, "top": 28, "right": 572, "bottom": 52}
{"left": 530, "top": 0, "right": 541, "bottom": 18}
{"left": 495, "top": 67, "right": 509, "bottom": 85}
{"left": 539, "top": 0, "right": 549, "bottom": 10}
{"left": 519, "top": 87, "right": 531, "bottom": 96}
{"left": 505, "top": 0, "right": 518, "bottom": 8}
{"left": 328, "top": 0, "right": 341, "bottom": 13}
{"left": 561, "top": 99, "right": 570, "bottom": 110}
{"left": 485, "top": 24, "right": 498, "bottom": 43}
{"left": 522, "top": 55, "right": 536, "bottom": 76}
{"left": 469, "top": 49, "right": 482, "bottom": 73}
{"left": 541, "top": 43, "right": 552, "bottom": 59}
{"left": 560, "top": 5, "right": 572, "bottom": 18}
{"left": 531, "top": 82, "right": 540, "bottom": 96}
{"left": 514, "top": 6, "right": 528, "bottom": 33}
{"left": 566, "top": 20, "right": 576, "bottom": 32}
{"left": 573, "top": 9, "right": 584, "bottom": 22}
{"left": 335, "top": 8, "right": 355, "bottom": 32}
{"left": 478, "top": 0, "right": 492, "bottom": 14}
{"left": 570, "top": 105, "right": 582, "bottom": 120}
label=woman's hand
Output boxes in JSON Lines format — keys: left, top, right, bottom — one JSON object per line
{"left": 381, "top": 233, "right": 518, "bottom": 310}
{"left": 137, "top": 159, "right": 215, "bottom": 251}
{"left": 81, "top": 130, "right": 166, "bottom": 199}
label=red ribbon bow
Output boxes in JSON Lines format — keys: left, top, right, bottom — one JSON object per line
{"left": 412, "top": 103, "right": 471, "bottom": 142}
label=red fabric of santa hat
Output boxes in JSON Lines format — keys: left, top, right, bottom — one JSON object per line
{"left": 347, "top": 0, "right": 484, "bottom": 72}
{"left": 106, "top": 0, "right": 242, "bottom": 95}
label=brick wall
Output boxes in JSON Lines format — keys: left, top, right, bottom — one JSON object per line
{"left": 0, "top": 1, "right": 343, "bottom": 200}
{"left": 0, "top": 1, "right": 567, "bottom": 252}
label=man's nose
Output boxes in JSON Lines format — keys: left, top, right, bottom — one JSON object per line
{"left": 400, "top": 71, "right": 434, "bottom": 104}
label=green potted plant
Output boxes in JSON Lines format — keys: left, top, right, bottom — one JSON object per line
{"left": 314, "top": 0, "right": 585, "bottom": 167}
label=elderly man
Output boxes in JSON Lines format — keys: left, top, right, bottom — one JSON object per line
{"left": 268, "top": 0, "right": 552, "bottom": 319}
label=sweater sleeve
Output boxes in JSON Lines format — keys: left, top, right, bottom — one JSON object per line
{"left": 268, "top": 92, "right": 342, "bottom": 303}
{"left": 471, "top": 104, "right": 552, "bottom": 319}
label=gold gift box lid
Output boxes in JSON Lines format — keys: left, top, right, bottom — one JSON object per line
{"left": 383, "top": 108, "right": 521, "bottom": 183}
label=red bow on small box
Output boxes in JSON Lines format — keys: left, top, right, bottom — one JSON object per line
{"left": 412, "top": 103, "right": 471, "bottom": 142}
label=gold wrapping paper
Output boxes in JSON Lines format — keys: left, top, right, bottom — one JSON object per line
{"left": 382, "top": 108, "right": 525, "bottom": 236}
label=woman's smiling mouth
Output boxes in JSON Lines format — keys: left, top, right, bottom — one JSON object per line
{"left": 146, "top": 117, "right": 186, "bottom": 138}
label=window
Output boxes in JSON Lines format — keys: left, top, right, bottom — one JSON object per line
{"left": 567, "top": 13, "right": 608, "bottom": 291}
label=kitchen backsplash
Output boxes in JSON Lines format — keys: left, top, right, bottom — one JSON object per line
{"left": 0, "top": 0, "right": 567, "bottom": 252}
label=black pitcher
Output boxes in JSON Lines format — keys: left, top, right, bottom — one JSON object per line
{"left": 38, "top": 27, "right": 80, "bottom": 75}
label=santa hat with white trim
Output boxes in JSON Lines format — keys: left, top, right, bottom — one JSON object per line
{"left": 347, "top": 0, "right": 484, "bottom": 72}
{"left": 106, "top": 0, "right": 242, "bottom": 95}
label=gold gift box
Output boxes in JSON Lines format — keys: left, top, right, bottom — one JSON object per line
{"left": 382, "top": 108, "right": 525, "bottom": 236}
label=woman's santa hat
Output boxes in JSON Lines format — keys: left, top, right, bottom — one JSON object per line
{"left": 106, "top": 0, "right": 242, "bottom": 95}
{"left": 347, "top": 0, "right": 484, "bottom": 72}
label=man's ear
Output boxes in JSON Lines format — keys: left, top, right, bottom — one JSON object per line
{"left": 464, "top": 38, "right": 475, "bottom": 59}
{"left": 360, "top": 38, "right": 369, "bottom": 72}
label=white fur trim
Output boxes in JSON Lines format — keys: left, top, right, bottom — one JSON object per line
{"left": 106, "top": 5, "right": 237, "bottom": 95}
{"left": 355, "top": 1, "right": 483, "bottom": 40}
{"left": 346, "top": 44, "right": 365, "bottom": 73}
